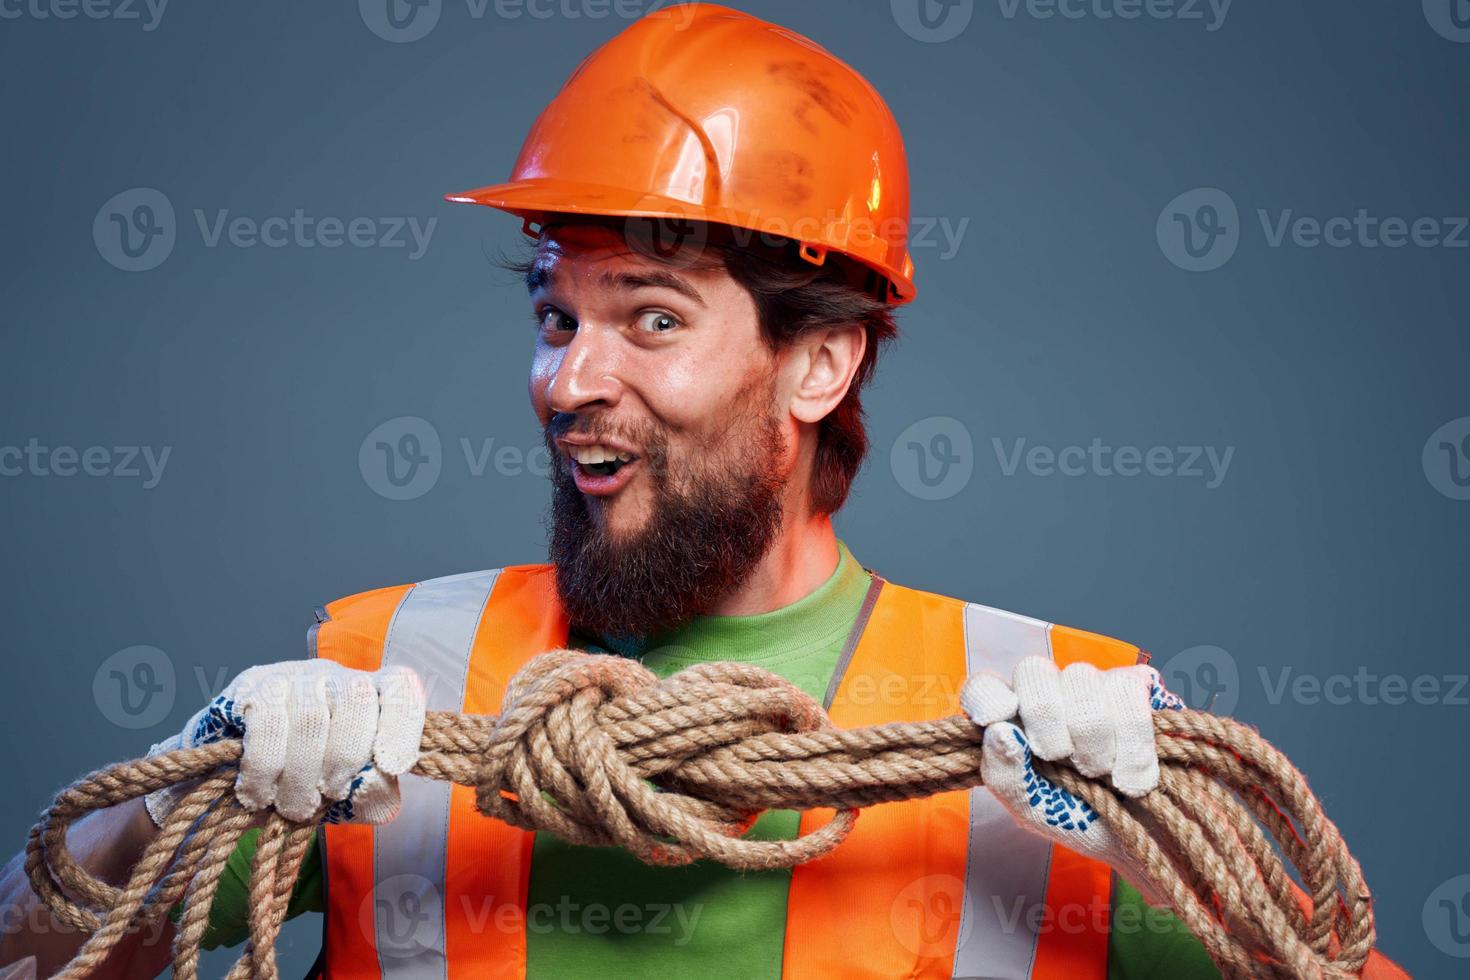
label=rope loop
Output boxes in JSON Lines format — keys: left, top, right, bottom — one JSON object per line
{"left": 24, "top": 650, "right": 1374, "bottom": 979}
{"left": 471, "top": 649, "right": 856, "bottom": 869}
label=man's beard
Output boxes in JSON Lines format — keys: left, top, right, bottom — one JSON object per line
{"left": 544, "top": 383, "right": 787, "bottom": 644}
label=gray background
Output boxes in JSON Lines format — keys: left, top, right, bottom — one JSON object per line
{"left": 2, "top": 1, "right": 1467, "bottom": 976}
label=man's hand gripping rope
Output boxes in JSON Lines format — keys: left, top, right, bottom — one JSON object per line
{"left": 23, "top": 650, "right": 1376, "bottom": 980}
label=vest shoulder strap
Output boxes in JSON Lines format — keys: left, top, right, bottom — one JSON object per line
{"left": 311, "top": 563, "right": 563, "bottom": 980}
{"left": 310, "top": 563, "right": 559, "bottom": 664}
{"left": 312, "top": 565, "right": 1140, "bottom": 980}
{"left": 785, "top": 577, "right": 1139, "bottom": 980}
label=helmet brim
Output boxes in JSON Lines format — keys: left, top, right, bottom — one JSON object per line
{"left": 445, "top": 178, "right": 915, "bottom": 305}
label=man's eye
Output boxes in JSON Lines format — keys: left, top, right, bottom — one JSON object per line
{"left": 539, "top": 310, "right": 576, "bottom": 333}
{"left": 636, "top": 311, "right": 680, "bottom": 333}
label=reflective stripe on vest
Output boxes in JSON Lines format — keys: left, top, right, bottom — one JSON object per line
{"left": 315, "top": 565, "right": 567, "bottom": 979}
{"left": 313, "top": 565, "right": 1138, "bottom": 979}
{"left": 782, "top": 580, "right": 1138, "bottom": 979}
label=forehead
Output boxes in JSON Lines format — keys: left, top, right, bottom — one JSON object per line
{"left": 525, "top": 223, "right": 723, "bottom": 301}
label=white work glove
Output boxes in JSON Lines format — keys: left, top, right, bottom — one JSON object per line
{"left": 962, "top": 657, "right": 1184, "bottom": 904}
{"left": 144, "top": 660, "right": 425, "bottom": 826}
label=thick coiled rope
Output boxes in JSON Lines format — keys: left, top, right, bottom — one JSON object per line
{"left": 24, "top": 650, "right": 1375, "bottom": 980}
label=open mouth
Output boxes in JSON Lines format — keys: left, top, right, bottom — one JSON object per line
{"left": 579, "top": 457, "right": 631, "bottom": 477}
{"left": 566, "top": 444, "right": 639, "bottom": 479}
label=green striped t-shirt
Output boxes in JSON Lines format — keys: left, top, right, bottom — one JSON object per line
{"left": 173, "top": 539, "right": 1217, "bottom": 978}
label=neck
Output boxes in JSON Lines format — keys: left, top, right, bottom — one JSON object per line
{"left": 704, "top": 510, "right": 839, "bottom": 617}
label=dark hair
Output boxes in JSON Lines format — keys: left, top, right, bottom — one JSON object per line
{"left": 500, "top": 216, "right": 901, "bottom": 515}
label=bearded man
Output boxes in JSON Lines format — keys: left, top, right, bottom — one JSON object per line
{"left": 0, "top": 6, "right": 1409, "bottom": 979}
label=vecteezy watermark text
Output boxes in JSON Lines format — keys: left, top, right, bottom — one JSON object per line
{"left": 1150, "top": 645, "right": 1470, "bottom": 715}
{"left": 0, "top": 439, "right": 171, "bottom": 488}
{"left": 94, "top": 188, "right": 437, "bottom": 272}
{"left": 890, "top": 417, "right": 1235, "bottom": 500}
{"left": 992, "top": 437, "right": 1234, "bottom": 489}
{"left": 1259, "top": 666, "right": 1469, "bottom": 707}
{"left": 1158, "top": 187, "right": 1469, "bottom": 271}
{"left": 358, "top": 0, "right": 697, "bottom": 43}
{"left": 194, "top": 210, "right": 435, "bottom": 259}
{"left": 0, "top": 0, "right": 168, "bottom": 30}
{"left": 364, "top": 875, "right": 704, "bottom": 953}
{"left": 890, "top": 0, "right": 1231, "bottom": 43}
{"left": 994, "top": 0, "right": 1231, "bottom": 30}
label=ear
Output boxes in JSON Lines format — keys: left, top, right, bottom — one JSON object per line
{"left": 785, "top": 323, "right": 867, "bottom": 426}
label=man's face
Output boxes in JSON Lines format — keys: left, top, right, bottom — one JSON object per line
{"left": 526, "top": 223, "right": 794, "bottom": 640}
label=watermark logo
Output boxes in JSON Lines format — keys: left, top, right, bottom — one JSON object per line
{"left": 1, "top": 900, "right": 170, "bottom": 946}
{"left": 0, "top": 0, "right": 169, "bottom": 30}
{"left": 360, "top": 416, "right": 443, "bottom": 501}
{"left": 992, "top": 437, "right": 1234, "bottom": 488}
{"left": 1156, "top": 645, "right": 1238, "bottom": 715}
{"left": 1259, "top": 666, "right": 1468, "bottom": 707}
{"left": 93, "top": 645, "right": 175, "bottom": 729}
{"left": 360, "top": 0, "right": 443, "bottom": 42}
{"left": 891, "top": 0, "right": 975, "bottom": 42}
{"left": 1157, "top": 187, "right": 1239, "bottom": 272}
{"left": 615, "top": 203, "right": 969, "bottom": 270}
{"left": 996, "top": 0, "right": 1231, "bottom": 30}
{"left": 193, "top": 209, "right": 435, "bottom": 258}
{"left": 358, "top": 417, "right": 554, "bottom": 500}
{"left": 93, "top": 188, "right": 436, "bottom": 270}
{"left": 622, "top": 198, "right": 712, "bottom": 273}
{"left": 1424, "top": 874, "right": 1470, "bottom": 958}
{"left": 1160, "top": 188, "right": 1469, "bottom": 270}
{"left": 1423, "top": 417, "right": 1470, "bottom": 501}
{"left": 1423, "top": 0, "right": 1470, "bottom": 42}
{"left": 895, "top": 0, "right": 1231, "bottom": 39}
{"left": 523, "top": 897, "right": 703, "bottom": 942}
{"left": 360, "top": 0, "right": 696, "bottom": 43}
{"left": 1257, "top": 209, "right": 1468, "bottom": 250}
{"left": 891, "top": 873, "right": 973, "bottom": 955}
{"left": 990, "top": 894, "right": 1116, "bottom": 936}
{"left": 94, "top": 188, "right": 176, "bottom": 272}
{"left": 892, "top": 421, "right": 1234, "bottom": 499}
{"left": 358, "top": 878, "right": 703, "bottom": 946}
{"left": 0, "top": 440, "right": 172, "bottom": 488}
{"left": 891, "top": 416, "right": 974, "bottom": 501}
{"left": 363, "top": 874, "right": 441, "bottom": 957}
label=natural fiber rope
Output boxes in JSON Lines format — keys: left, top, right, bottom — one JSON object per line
{"left": 24, "top": 649, "right": 1375, "bottom": 979}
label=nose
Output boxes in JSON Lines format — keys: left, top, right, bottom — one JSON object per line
{"left": 545, "top": 322, "right": 624, "bottom": 416}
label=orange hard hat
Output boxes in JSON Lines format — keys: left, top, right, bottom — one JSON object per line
{"left": 446, "top": 3, "right": 916, "bottom": 304}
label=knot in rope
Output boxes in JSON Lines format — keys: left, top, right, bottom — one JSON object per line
{"left": 24, "top": 649, "right": 1380, "bottom": 980}
{"left": 470, "top": 650, "right": 856, "bottom": 869}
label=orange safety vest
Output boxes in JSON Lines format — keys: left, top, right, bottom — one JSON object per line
{"left": 308, "top": 562, "right": 1143, "bottom": 979}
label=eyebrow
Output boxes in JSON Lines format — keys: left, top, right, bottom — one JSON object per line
{"left": 595, "top": 269, "right": 706, "bottom": 306}
{"left": 525, "top": 259, "right": 553, "bottom": 294}
{"left": 524, "top": 261, "right": 706, "bottom": 308}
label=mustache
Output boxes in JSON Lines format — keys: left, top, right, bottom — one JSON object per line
{"left": 545, "top": 412, "right": 578, "bottom": 441}
{"left": 544, "top": 412, "right": 667, "bottom": 459}
{"left": 545, "top": 411, "right": 635, "bottom": 444}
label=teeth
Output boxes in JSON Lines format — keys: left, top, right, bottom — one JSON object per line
{"left": 570, "top": 445, "right": 634, "bottom": 465}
